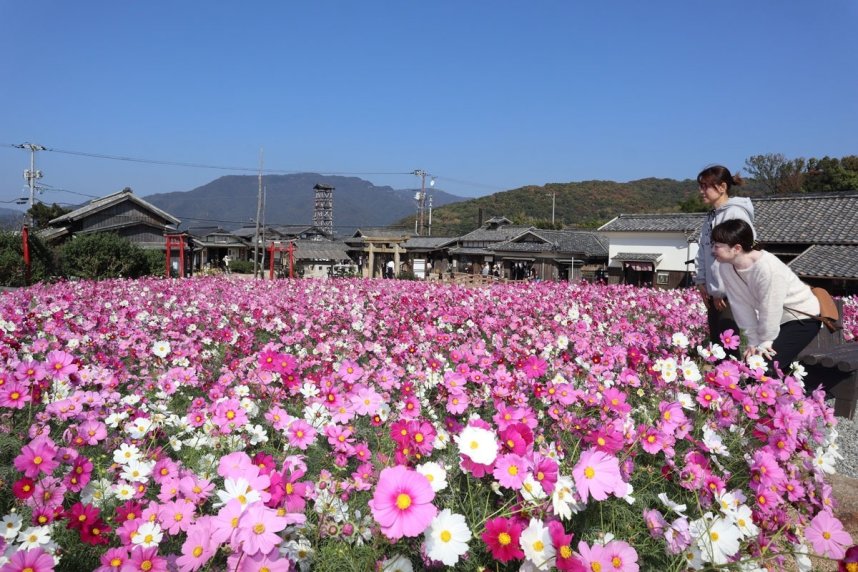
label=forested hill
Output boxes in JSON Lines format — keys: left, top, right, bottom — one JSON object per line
{"left": 416, "top": 178, "right": 718, "bottom": 236}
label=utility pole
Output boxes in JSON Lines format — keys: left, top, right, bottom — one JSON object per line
{"left": 413, "top": 170, "right": 427, "bottom": 236}
{"left": 14, "top": 143, "right": 46, "bottom": 226}
{"left": 253, "top": 148, "right": 264, "bottom": 278}
{"left": 551, "top": 190, "right": 556, "bottom": 226}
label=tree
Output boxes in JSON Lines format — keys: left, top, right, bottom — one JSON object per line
{"left": 26, "top": 202, "right": 71, "bottom": 229}
{"left": 0, "top": 230, "right": 57, "bottom": 286}
{"left": 59, "top": 233, "right": 149, "bottom": 280}
{"left": 804, "top": 156, "right": 858, "bottom": 194}
{"left": 744, "top": 154, "right": 806, "bottom": 195}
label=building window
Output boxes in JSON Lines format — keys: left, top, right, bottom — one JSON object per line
{"left": 656, "top": 272, "right": 669, "bottom": 285}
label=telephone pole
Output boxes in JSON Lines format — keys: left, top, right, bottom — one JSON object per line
{"left": 13, "top": 143, "right": 46, "bottom": 226}
{"left": 253, "top": 148, "right": 264, "bottom": 278}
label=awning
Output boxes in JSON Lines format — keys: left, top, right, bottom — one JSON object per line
{"left": 624, "top": 261, "right": 654, "bottom": 272}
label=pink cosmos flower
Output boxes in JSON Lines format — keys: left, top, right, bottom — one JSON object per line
{"left": 124, "top": 546, "right": 168, "bottom": 572}
{"left": 235, "top": 502, "right": 301, "bottom": 556}
{"left": 45, "top": 349, "right": 78, "bottom": 380}
{"left": 175, "top": 520, "right": 215, "bottom": 572}
{"left": 95, "top": 547, "right": 130, "bottom": 572}
{"left": 2, "top": 548, "right": 56, "bottom": 572}
{"left": 577, "top": 541, "right": 611, "bottom": 572}
{"left": 14, "top": 436, "right": 59, "bottom": 478}
{"left": 493, "top": 453, "right": 529, "bottom": 489}
{"left": 369, "top": 465, "right": 437, "bottom": 540}
{"left": 602, "top": 540, "right": 639, "bottom": 571}
{"left": 338, "top": 359, "right": 363, "bottom": 383}
{"left": 549, "top": 521, "right": 585, "bottom": 572}
{"left": 806, "top": 511, "right": 853, "bottom": 560}
{"left": 0, "top": 380, "right": 30, "bottom": 409}
{"left": 719, "top": 329, "right": 740, "bottom": 350}
{"left": 286, "top": 419, "right": 316, "bottom": 450}
{"left": 481, "top": 517, "right": 525, "bottom": 563}
{"left": 158, "top": 500, "right": 195, "bottom": 535}
{"left": 572, "top": 448, "right": 627, "bottom": 502}
{"left": 15, "top": 360, "right": 46, "bottom": 382}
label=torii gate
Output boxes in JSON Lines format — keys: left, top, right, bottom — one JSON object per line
{"left": 268, "top": 241, "right": 295, "bottom": 279}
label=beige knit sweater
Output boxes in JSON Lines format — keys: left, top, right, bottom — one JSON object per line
{"left": 719, "top": 251, "right": 820, "bottom": 347}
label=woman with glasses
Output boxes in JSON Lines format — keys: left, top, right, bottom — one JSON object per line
{"left": 694, "top": 165, "right": 755, "bottom": 354}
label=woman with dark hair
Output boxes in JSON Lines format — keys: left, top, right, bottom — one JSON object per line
{"left": 711, "top": 218, "right": 820, "bottom": 371}
{"left": 694, "top": 165, "right": 755, "bottom": 353}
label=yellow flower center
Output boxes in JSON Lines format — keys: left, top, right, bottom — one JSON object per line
{"left": 710, "top": 532, "right": 719, "bottom": 541}
{"left": 612, "top": 556, "right": 622, "bottom": 567}
{"left": 560, "top": 545, "right": 572, "bottom": 558}
{"left": 33, "top": 456, "right": 43, "bottom": 465}
{"left": 533, "top": 540, "right": 544, "bottom": 552}
{"left": 415, "top": 433, "right": 424, "bottom": 443}
{"left": 141, "top": 562, "right": 153, "bottom": 571}
{"left": 254, "top": 523, "right": 265, "bottom": 534}
{"left": 110, "top": 559, "right": 122, "bottom": 567}
{"left": 507, "top": 465, "right": 519, "bottom": 476}
{"left": 440, "top": 530, "right": 452, "bottom": 542}
{"left": 498, "top": 532, "right": 512, "bottom": 546}
{"left": 584, "top": 466, "right": 595, "bottom": 479}
{"left": 470, "top": 440, "right": 479, "bottom": 450}
{"left": 396, "top": 493, "right": 412, "bottom": 510}
{"left": 823, "top": 531, "right": 832, "bottom": 540}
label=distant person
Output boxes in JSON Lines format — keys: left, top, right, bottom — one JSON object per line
{"left": 694, "top": 165, "right": 755, "bottom": 354}
{"left": 711, "top": 219, "right": 820, "bottom": 372}
{"left": 223, "top": 255, "right": 231, "bottom": 274}
{"left": 481, "top": 262, "right": 490, "bottom": 276}
{"left": 386, "top": 259, "right": 394, "bottom": 279}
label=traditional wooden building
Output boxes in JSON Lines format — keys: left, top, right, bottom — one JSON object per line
{"left": 447, "top": 217, "right": 531, "bottom": 274}
{"left": 42, "top": 189, "right": 181, "bottom": 250}
{"left": 491, "top": 228, "right": 608, "bottom": 281}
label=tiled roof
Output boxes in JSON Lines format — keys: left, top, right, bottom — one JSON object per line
{"left": 613, "top": 252, "right": 662, "bottom": 262}
{"left": 292, "top": 240, "right": 352, "bottom": 261}
{"left": 449, "top": 247, "right": 493, "bottom": 256}
{"left": 753, "top": 193, "right": 858, "bottom": 245}
{"left": 351, "top": 227, "right": 413, "bottom": 239}
{"left": 402, "top": 237, "right": 457, "bottom": 249}
{"left": 458, "top": 224, "right": 531, "bottom": 242}
{"left": 598, "top": 213, "right": 705, "bottom": 233}
{"left": 788, "top": 245, "right": 858, "bottom": 280}
{"left": 49, "top": 190, "right": 180, "bottom": 226}
{"left": 492, "top": 229, "right": 608, "bottom": 258}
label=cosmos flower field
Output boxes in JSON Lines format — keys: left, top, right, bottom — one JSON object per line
{"left": 1, "top": 277, "right": 856, "bottom": 571}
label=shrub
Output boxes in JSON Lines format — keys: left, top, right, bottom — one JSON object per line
{"left": 229, "top": 259, "right": 254, "bottom": 274}
{"left": 58, "top": 233, "right": 148, "bottom": 280}
{"left": 0, "top": 229, "right": 57, "bottom": 286}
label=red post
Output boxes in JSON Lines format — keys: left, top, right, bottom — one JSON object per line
{"left": 288, "top": 242, "right": 295, "bottom": 278}
{"left": 178, "top": 235, "right": 185, "bottom": 277}
{"left": 22, "top": 225, "right": 31, "bottom": 284}
{"left": 165, "top": 235, "right": 173, "bottom": 277}
{"left": 269, "top": 243, "right": 276, "bottom": 280}
{"left": 164, "top": 234, "right": 186, "bottom": 278}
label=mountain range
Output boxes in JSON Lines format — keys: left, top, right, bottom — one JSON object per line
{"left": 143, "top": 174, "right": 465, "bottom": 234}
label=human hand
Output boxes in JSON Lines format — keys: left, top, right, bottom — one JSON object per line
{"left": 712, "top": 297, "right": 727, "bottom": 312}
{"left": 756, "top": 341, "right": 776, "bottom": 360}
{"left": 698, "top": 285, "right": 711, "bottom": 308}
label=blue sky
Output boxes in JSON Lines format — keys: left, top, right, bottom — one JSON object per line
{"left": 2, "top": 1, "right": 856, "bottom": 209}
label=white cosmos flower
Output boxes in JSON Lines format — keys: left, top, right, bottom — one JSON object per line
{"left": 691, "top": 514, "right": 741, "bottom": 565}
{"left": 125, "top": 417, "right": 153, "bottom": 439}
{"left": 151, "top": 340, "right": 171, "bottom": 358}
{"left": 730, "top": 504, "right": 759, "bottom": 540}
{"left": 672, "top": 332, "right": 690, "bottom": 348}
{"left": 519, "top": 518, "right": 555, "bottom": 571}
{"left": 416, "top": 462, "right": 448, "bottom": 492}
{"left": 455, "top": 425, "right": 498, "bottom": 465}
{"left": 121, "top": 459, "right": 154, "bottom": 483}
{"left": 2, "top": 513, "right": 23, "bottom": 541}
{"left": 680, "top": 359, "right": 702, "bottom": 382}
{"left": 423, "top": 509, "right": 472, "bottom": 566}
{"left": 658, "top": 493, "right": 687, "bottom": 515}
{"left": 132, "top": 521, "right": 163, "bottom": 548}
{"left": 702, "top": 426, "right": 729, "bottom": 457}
{"left": 746, "top": 354, "right": 767, "bottom": 370}
{"left": 380, "top": 554, "right": 413, "bottom": 572}
{"left": 812, "top": 449, "right": 837, "bottom": 474}
{"left": 215, "top": 477, "right": 261, "bottom": 509}
{"left": 551, "top": 475, "right": 583, "bottom": 520}
{"left": 520, "top": 474, "right": 547, "bottom": 503}
{"left": 16, "top": 525, "right": 52, "bottom": 550}
{"left": 113, "top": 482, "right": 136, "bottom": 501}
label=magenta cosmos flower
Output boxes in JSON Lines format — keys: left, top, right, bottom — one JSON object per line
{"left": 481, "top": 517, "right": 525, "bottom": 563}
{"left": 369, "top": 465, "right": 437, "bottom": 540}
{"left": 1, "top": 547, "right": 55, "bottom": 572}
{"left": 806, "top": 511, "right": 853, "bottom": 560}
{"left": 13, "top": 436, "right": 59, "bottom": 478}
{"left": 572, "top": 448, "right": 627, "bottom": 502}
